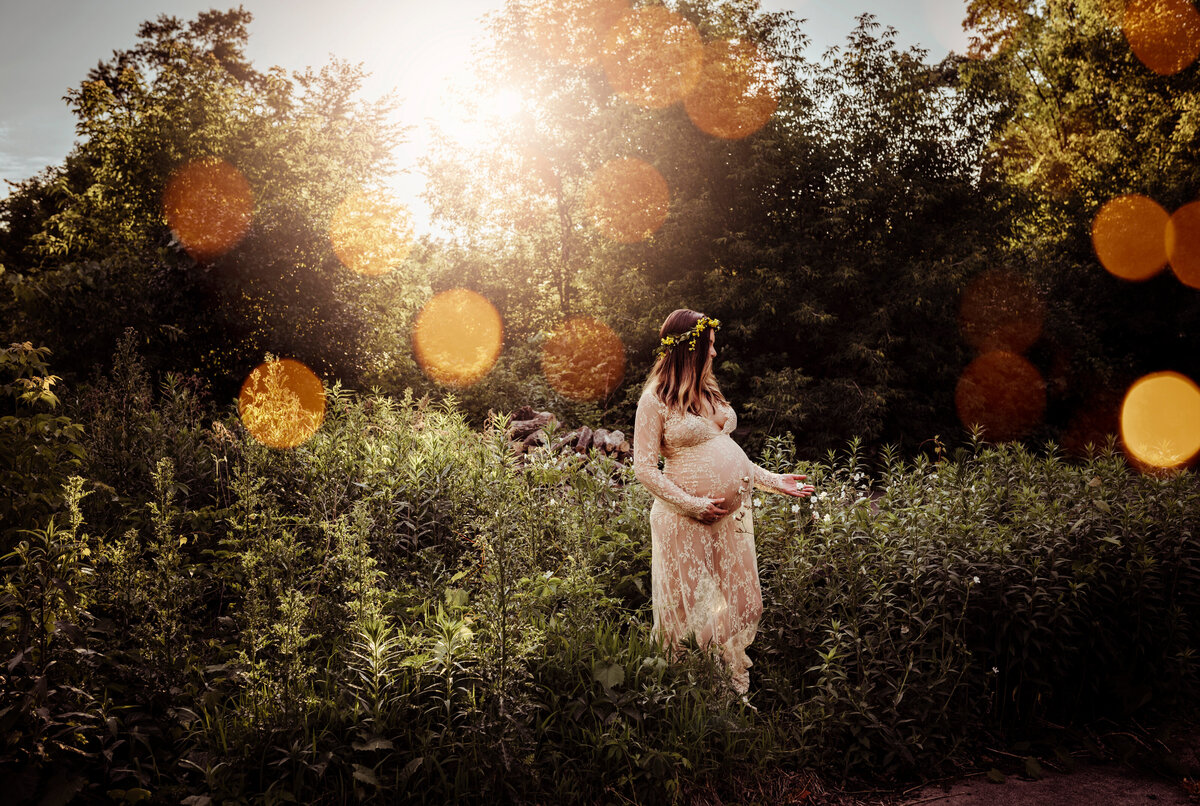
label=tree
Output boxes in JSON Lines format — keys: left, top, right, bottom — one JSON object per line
{"left": 0, "top": 9, "right": 412, "bottom": 396}
{"left": 960, "top": 0, "right": 1200, "bottom": 443}
{"left": 418, "top": 1, "right": 1006, "bottom": 453}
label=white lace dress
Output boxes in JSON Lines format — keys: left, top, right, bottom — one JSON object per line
{"left": 633, "top": 385, "right": 790, "bottom": 694}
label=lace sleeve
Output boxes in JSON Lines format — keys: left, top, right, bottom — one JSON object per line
{"left": 633, "top": 392, "right": 710, "bottom": 520}
{"left": 752, "top": 461, "right": 789, "bottom": 494}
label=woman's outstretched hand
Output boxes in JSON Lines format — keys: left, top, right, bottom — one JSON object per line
{"left": 698, "top": 497, "right": 729, "bottom": 524}
{"left": 779, "top": 474, "right": 816, "bottom": 498}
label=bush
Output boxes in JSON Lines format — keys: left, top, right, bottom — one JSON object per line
{"left": 2, "top": 363, "right": 1198, "bottom": 801}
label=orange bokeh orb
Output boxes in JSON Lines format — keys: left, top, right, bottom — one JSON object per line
{"left": 958, "top": 269, "right": 1044, "bottom": 354}
{"left": 684, "top": 39, "right": 778, "bottom": 140}
{"left": 955, "top": 351, "right": 1046, "bottom": 442}
{"left": 163, "top": 158, "right": 253, "bottom": 261}
{"left": 237, "top": 358, "right": 326, "bottom": 449}
{"left": 1123, "top": 0, "right": 1200, "bottom": 76}
{"left": 541, "top": 317, "right": 626, "bottom": 401}
{"left": 329, "top": 190, "right": 415, "bottom": 277}
{"left": 413, "top": 289, "right": 503, "bottom": 387}
{"left": 586, "top": 157, "right": 670, "bottom": 243}
{"left": 1091, "top": 194, "right": 1170, "bottom": 281}
{"left": 527, "top": 0, "right": 629, "bottom": 65}
{"left": 1120, "top": 371, "right": 1200, "bottom": 469}
{"left": 600, "top": 6, "right": 703, "bottom": 109}
{"left": 1166, "top": 200, "right": 1200, "bottom": 289}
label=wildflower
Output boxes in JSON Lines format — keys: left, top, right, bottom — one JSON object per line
{"left": 754, "top": 497, "right": 762, "bottom": 507}
{"left": 899, "top": 625, "right": 910, "bottom": 635}
{"left": 972, "top": 576, "right": 981, "bottom": 584}
{"left": 791, "top": 503, "right": 801, "bottom": 513}
{"left": 991, "top": 666, "right": 999, "bottom": 674}
{"left": 823, "top": 513, "right": 831, "bottom": 523}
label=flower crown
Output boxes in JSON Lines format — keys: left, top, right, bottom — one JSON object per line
{"left": 656, "top": 316, "right": 720, "bottom": 357}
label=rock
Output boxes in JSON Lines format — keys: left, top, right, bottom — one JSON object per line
{"left": 551, "top": 429, "right": 578, "bottom": 453}
{"left": 593, "top": 428, "right": 610, "bottom": 447}
{"left": 602, "top": 430, "right": 624, "bottom": 454}
{"left": 511, "top": 405, "right": 536, "bottom": 422}
{"left": 575, "top": 426, "right": 593, "bottom": 453}
{"left": 521, "top": 430, "right": 547, "bottom": 452}
{"left": 509, "top": 411, "right": 555, "bottom": 441}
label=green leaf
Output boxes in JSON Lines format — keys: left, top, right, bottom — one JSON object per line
{"left": 353, "top": 764, "right": 380, "bottom": 786}
{"left": 352, "top": 737, "right": 394, "bottom": 752}
{"left": 986, "top": 768, "right": 1006, "bottom": 784}
{"left": 593, "top": 662, "right": 624, "bottom": 689}
{"left": 1024, "top": 757, "right": 1044, "bottom": 780}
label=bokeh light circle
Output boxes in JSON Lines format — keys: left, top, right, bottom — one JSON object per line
{"left": 955, "top": 351, "right": 1046, "bottom": 442}
{"left": 413, "top": 289, "right": 504, "bottom": 387}
{"left": 958, "top": 269, "right": 1044, "bottom": 354}
{"left": 1166, "top": 200, "right": 1200, "bottom": 289}
{"left": 1091, "top": 194, "right": 1170, "bottom": 281}
{"left": 163, "top": 158, "right": 253, "bottom": 261}
{"left": 600, "top": 6, "right": 703, "bottom": 109}
{"left": 541, "top": 317, "right": 626, "bottom": 401}
{"left": 1123, "top": 0, "right": 1200, "bottom": 76}
{"left": 329, "top": 190, "right": 415, "bottom": 277}
{"left": 586, "top": 157, "right": 670, "bottom": 243}
{"left": 237, "top": 358, "right": 326, "bottom": 449}
{"left": 1121, "top": 371, "right": 1200, "bottom": 469}
{"left": 527, "top": 0, "right": 629, "bottom": 65}
{"left": 684, "top": 39, "right": 778, "bottom": 140}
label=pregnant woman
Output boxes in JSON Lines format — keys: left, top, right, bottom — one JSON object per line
{"left": 634, "top": 309, "right": 813, "bottom": 696}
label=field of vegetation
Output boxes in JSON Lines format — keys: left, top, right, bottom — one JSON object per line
{"left": 4, "top": 0, "right": 1200, "bottom": 802}
{"left": 2, "top": 335, "right": 1198, "bottom": 803}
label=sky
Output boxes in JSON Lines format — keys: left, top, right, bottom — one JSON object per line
{"left": 0, "top": 0, "right": 972, "bottom": 218}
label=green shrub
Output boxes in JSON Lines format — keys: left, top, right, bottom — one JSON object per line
{"left": 3, "top": 372, "right": 1199, "bottom": 802}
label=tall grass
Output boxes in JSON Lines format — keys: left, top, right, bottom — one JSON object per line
{"left": 1, "top": 354, "right": 1198, "bottom": 802}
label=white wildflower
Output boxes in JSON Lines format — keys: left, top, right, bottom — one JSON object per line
{"left": 791, "top": 503, "right": 801, "bottom": 513}
{"left": 972, "top": 576, "right": 981, "bottom": 584}
{"left": 823, "top": 513, "right": 831, "bottom": 523}
{"left": 991, "top": 666, "right": 999, "bottom": 674}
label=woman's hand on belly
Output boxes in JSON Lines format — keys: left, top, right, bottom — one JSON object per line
{"left": 696, "top": 497, "right": 729, "bottom": 524}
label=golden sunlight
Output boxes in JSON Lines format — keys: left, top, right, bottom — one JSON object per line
{"left": 957, "top": 269, "right": 1044, "bottom": 354}
{"left": 238, "top": 358, "right": 326, "bottom": 449}
{"left": 526, "top": 0, "right": 629, "bottom": 65}
{"left": 162, "top": 158, "right": 253, "bottom": 261}
{"left": 329, "top": 189, "right": 415, "bottom": 277}
{"left": 1166, "top": 200, "right": 1200, "bottom": 289}
{"left": 684, "top": 39, "right": 778, "bottom": 140}
{"left": 1123, "top": 0, "right": 1200, "bottom": 76}
{"left": 1091, "top": 194, "right": 1170, "bottom": 281}
{"left": 412, "top": 289, "right": 503, "bottom": 387}
{"left": 955, "top": 351, "right": 1046, "bottom": 442}
{"left": 541, "top": 317, "right": 626, "bottom": 401}
{"left": 1121, "top": 371, "right": 1200, "bottom": 469}
{"left": 585, "top": 157, "right": 670, "bottom": 243}
{"left": 600, "top": 6, "right": 703, "bottom": 109}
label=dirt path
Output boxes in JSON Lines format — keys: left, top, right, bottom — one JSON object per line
{"left": 886, "top": 723, "right": 1200, "bottom": 806}
{"left": 896, "top": 763, "right": 1194, "bottom": 805}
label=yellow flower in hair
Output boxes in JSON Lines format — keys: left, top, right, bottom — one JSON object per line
{"left": 656, "top": 316, "right": 721, "bottom": 357}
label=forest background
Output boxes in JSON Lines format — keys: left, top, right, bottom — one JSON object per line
{"left": 2, "top": 0, "right": 1200, "bottom": 803}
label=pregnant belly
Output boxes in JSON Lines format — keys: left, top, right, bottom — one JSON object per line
{"left": 667, "top": 435, "right": 753, "bottom": 515}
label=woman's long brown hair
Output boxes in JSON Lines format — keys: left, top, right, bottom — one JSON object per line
{"left": 645, "top": 309, "right": 726, "bottom": 415}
